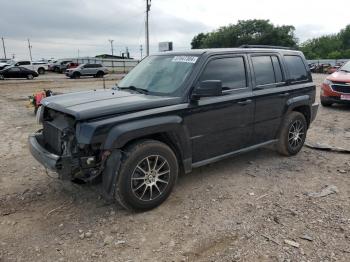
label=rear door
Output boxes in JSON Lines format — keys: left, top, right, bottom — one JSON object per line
{"left": 185, "top": 54, "right": 255, "bottom": 163}
{"left": 249, "top": 53, "right": 289, "bottom": 144}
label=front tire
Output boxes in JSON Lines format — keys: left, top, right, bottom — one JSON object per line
{"left": 277, "top": 112, "right": 307, "bottom": 156}
{"left": 72, "top": 72, "right": 80, "bottom": 79}
{"left": 320, "top": 97, "right": 333, "bottom": 107}
{"left": 95, "top": 71, "right": 104, "bottom": 78}
{"left": 27, "top": 74, "right": 34, "bottom": 80}
{"left": 113, "top": 140, "right": 178, "bottom": 211}
{"left": 0, "top": 74, "right": 4, "bottom": 80}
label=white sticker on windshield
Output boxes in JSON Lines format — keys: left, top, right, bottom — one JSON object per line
{"left": 172, "top": 56, "right": 198, "bottom": 64}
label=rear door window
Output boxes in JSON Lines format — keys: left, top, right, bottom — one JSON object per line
{"left": 252, "top": 56, "right": 276, "bottom": 86}
{"left": 200, "top": 57, "right": 247, "bottom": 91}
{"left": 284, "top": 55, "right": 308, "bottom": 82}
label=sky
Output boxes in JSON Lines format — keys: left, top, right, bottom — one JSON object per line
{"left": 1, "top": 0, "right": 349, "bottom": 60}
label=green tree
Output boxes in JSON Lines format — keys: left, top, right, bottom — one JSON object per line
{"left": 299, "top": 24, "right": 350, "bottom": 59}
{"left": 191, "top": 33, "right": 208, "bottom": 49}
{"left": 191, "top": 19, "right": 297, "bottom": 49}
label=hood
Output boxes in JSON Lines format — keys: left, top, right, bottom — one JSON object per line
{"left": 328, "top": 71, "right": 350, "bottom": 83}
{"left": 41, "top": 88, "right": 181, "bottom": 120}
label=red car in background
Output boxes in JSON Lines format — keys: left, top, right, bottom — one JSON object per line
{"left": 66, "top": 62, "right": 79, "bottom": 69}
{"left": 321, "top": 61, "right": 350, "bottom": 106}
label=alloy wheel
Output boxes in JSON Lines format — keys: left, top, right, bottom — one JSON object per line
{"left": 288, "top": 120, "right": 305, "bottom": 149}
{"left": 131, "top": 155, "right": 170, "bottom": 201}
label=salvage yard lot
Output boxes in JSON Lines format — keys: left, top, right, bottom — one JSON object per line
{"left": 0, "top": 74, "right": 349, "bottom": 261}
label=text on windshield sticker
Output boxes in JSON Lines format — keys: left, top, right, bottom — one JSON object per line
{"left": 172, "top": 56, "right": 198, "bottom": 63}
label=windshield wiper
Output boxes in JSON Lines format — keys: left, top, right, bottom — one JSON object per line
{"left": 118, "top": 85, "right": 149, "bottom": 94}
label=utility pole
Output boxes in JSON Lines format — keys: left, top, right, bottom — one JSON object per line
{"left": 27, "top": 38, "right": 33, "bottom": 61}
{"left": 140, "top": 44, "right": 143, "bottom": 60}
{"left": 145, "top": 0, "right": 151, "bottom": 56}
{"left": 126, "top": 47, "right": 129, "bottom": 59}
{"left": 1, "top": 37, "right": 6, "bottom": 59}
{"left": 108, "top": 39, "right": 114, "bottom": 56}
{"left": 77, "top": 49, "right": 80, "bottom": 58}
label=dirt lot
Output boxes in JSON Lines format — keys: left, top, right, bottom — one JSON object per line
{"left": 0, "top": 74, "right": 349, "bottom": 262}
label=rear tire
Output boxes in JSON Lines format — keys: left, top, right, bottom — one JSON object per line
{"left": 38, "top": 68, "right": 45, "bottom": 75}
{"left": 321, "top": 97, "right": 333, "bottom": 107}
{"left": 0, "top": 74, "right": 4, "bottom": 80}
{"left": 112, "top": 140, "right": 178, "bottom": 211}
{"left": 277, "top": 112, "right": 307, "bottom": 156}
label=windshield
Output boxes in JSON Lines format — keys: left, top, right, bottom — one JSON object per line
{"left": 340, "top": 61, "right": 350, "bottom": 72}
{"left": 117, "top": 55, "right": 198, "bottom": 95}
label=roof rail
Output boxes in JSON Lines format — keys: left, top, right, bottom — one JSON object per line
{"left": 239, "top": 45, "right": 295, "bottom": 50}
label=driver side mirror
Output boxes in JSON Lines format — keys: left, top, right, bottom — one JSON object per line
{"left": 191, "top": 80, "right": 222, "bottom": 100}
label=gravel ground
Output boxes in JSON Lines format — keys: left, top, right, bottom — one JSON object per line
{"left": 0, "top": 74, "right": 349, "bottom": 262}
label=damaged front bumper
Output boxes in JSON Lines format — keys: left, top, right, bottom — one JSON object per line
{"left": 28, "top": 131, "right": 79, "bottom": 179}
{"left": 28, "top": 131, "right": 120, "bottom": 200}
{"left": 28, "top": 132, "right": 60, "bottom": 172}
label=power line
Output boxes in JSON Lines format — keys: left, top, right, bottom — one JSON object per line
{"left": 1, "top": 37, "right": 6, "bottom": 59}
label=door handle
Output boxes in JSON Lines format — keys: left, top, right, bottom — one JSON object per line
{"left": 278, "top": 92, "right": 290, "bottom": 97}
{"left": 237, "top": 99, "right": 252, "bottom": 105}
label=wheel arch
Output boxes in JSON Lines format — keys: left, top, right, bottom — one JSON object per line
{"left": 285, "top": 95, "right": 311, "bottom": 127}
{"left": 291, "top": 105, "right": 311, "bottom": 127}
{"left": 102, "top": 116, "right": 192, "bottom": 173}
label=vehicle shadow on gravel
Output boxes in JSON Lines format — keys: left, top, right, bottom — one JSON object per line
{"left": 0, "top": 146, "right": 284, "bottom": 226}
{"left": 38, "top": 147, "right": 279, "bottom": 217}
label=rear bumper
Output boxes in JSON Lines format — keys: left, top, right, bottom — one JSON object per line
{"left": 310, "top": 102, "right": 319, "bottom": 123}
{"left": 28, "top": 132, "right": 60, "bottom": 171}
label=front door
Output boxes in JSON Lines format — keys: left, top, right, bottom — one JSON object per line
{"left": 185, "top": 55, "right": 255, "bottom": 164}
{"left": 6, "top": 67, "right": 22, "bottom": 78}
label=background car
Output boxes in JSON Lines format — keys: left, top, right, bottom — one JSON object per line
{"left": 52, "top": 60, "right": 73, "bottom": 73}
{"left": 66, "top": 62, "right": 79, "bottom": 69}
{"left": 65, "top": 63, "right": 108, "bottom": 78}
{"left": 0, "top": 66, "right": 39, "bottom": 80}
{"left": 13, "top": 60, "right": 48, "bottom": 74}
{"left": 321, "top": 61, "right": 350, "bottom": 106}
{"left": 0, "top": 62, "right": 11, "bottom": 70}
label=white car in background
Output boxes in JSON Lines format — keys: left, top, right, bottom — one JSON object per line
{"left": 13, "top": 60, "right": 48, "bottom": 74}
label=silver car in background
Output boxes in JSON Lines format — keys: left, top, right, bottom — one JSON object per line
{"left": 66, "top": 63, "right": 109, "bottom": 78}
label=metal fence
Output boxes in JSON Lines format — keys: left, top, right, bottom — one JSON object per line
{"left": 70, "top": 57, "right": 140, "bottom": 73}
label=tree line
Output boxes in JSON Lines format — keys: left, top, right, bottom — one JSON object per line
{"left": 191, "top": 20, "right": 350, "bottom": 59}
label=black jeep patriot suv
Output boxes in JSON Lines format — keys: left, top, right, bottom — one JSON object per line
{"left": 29, "top": 47, "right": 319, "bottom": 211}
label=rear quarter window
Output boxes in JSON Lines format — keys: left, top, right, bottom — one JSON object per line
{"left": 284, "top": 55, "right": 308, "bottom": 82}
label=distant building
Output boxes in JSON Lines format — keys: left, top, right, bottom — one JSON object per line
{"left": 95, "top": 54, "right": 133, "bottom": 59}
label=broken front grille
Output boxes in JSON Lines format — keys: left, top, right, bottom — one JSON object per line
{"left": 43, "top": 121, "right": 63, "bottom": 155}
